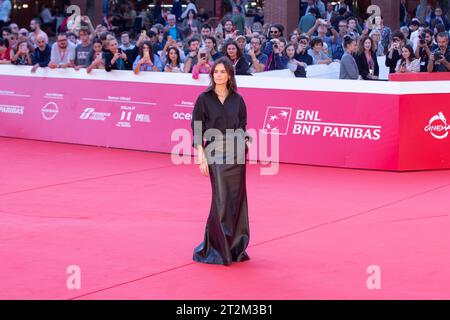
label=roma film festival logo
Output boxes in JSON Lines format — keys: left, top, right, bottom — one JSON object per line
{"left": 424, "top": 112, "right": 449, "bottom": 140}
{"left": 262, "top": 107, "right": 292, "bottom": 135}
{"left": 41, "top": 102, "right": 59, "bottom": 120}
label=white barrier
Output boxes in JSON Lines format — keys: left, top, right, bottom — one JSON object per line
{"left": 254, "top": 56, "right": 389, "bottom": 80}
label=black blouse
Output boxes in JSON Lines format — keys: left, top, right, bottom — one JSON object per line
{"left": 191, "top": 88, "right": 252, "bottom": 148}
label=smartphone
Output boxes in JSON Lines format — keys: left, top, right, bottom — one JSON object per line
{"left": 200, "top": 53, "right": 206, "bottom": 59}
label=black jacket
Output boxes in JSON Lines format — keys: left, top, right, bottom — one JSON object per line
{"left": 355, "top": 51, "right": 380, "bottom": 80}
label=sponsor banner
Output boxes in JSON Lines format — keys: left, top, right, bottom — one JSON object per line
{"left": 0, "top": 69, "right": 449, "bottom": 171}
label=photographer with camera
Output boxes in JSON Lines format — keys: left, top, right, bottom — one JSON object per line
{"left": 414, "top": 28, "right": 435, "bottom": 72}
{"left": 427, "top": 32, "right": 450, "bottom": 73}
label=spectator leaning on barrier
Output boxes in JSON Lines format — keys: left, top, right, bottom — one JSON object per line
{"left": 0, "top": 36, "right": 12, "bottom": 63}
{"left": 354, "top": 35, "right": 379, "bottom": 80}
{"left": 133, "top": 40, "right": 163, "bottom": 74}
{"left": 339, "top": 35, "right": 360, "bottom": 80}
{"left": 308, "top": 38, "right": 332, "bottom": 65}
{"left": 86, "top": 39, "right": 105, "bottom": 73}
{"left": 385, "top": 31, "right": 406, "bottom": 74}
{"left": 11, "top": 40, "right": 33, "bottom": 65}
{"left": 395, "top": 45, "right": 420, "bottom": 73}
{"left": 31, "top": 35, "right": 51, "bottom": 70}
{"left": 295, "top": 35, "right": 313, "bottom": 66}
{"left": 49, "top": 32, "right": 76, "bottom": 69}
{"left": 285, "top": 43, "right": 307, "bottom": 78}
{"left": 164, "top": 46, "right": 184, "bottom": 73}
{"left": 104, "top": 37, "right": 132, "bottom": 71}
{"left": 192, "top": 47, "right": 212, "bottom": 79}
{"left": 427, "top": 32, "right": 450, "bottom": 72}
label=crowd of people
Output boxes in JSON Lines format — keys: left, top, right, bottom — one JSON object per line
{"left": 0, "top": 0, "right": 449, "bottom": 80}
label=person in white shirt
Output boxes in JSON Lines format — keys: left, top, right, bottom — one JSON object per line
{"left": 49, "top": 32, "right": 76, "bottom": 69}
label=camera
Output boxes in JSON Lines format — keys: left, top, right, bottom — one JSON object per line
{"left": 433, "top": 51, "right": 443, "bottom": 61}
{"left": 273, "top": 43, "right": 279, "bottom": 49}
{"left": 419, "top": 32, "right": 426, "bottom": 45}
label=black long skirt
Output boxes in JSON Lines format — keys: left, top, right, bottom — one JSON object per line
{"left": 193, "top": 135, "right": 250, "bottom": 265}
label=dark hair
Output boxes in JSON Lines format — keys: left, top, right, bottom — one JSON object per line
{"left": 209, "top": 57, "right": 237, "bottom": 92}
{"left": 139, "top": 41, "right": 155, "bottom": 64}
{"left": 187, "top": 9, "right": 197, "bottom": 19}
{"left": 92, "top": 38, "right": 103, "bottom": 48}
{"left": 166, "top": 46, "right": 181, "bottom": 67}
{"left": 310, "top": 38, "right": 323, "bottom": 48}
{"left": 435, "top": 23, "right": 446, "bottom": 34}
{"left": 409, "top": 20, "right": 420, "bottom": 27}
{"left": 201, "top": 24, "right": 212, "bottom": 31}
{"left": 121, "top": 31, "right": 130, "bottom": 37}
{"left": 188, "top": 37, "right": 200, "bottom": 47}
{"left": 400, "top": 45, "right": 416, "bottom": 62}
{"left": 57, "top": 32, "right": 67, "bottom": 38}
{"left": 222, "top": 40, "right": 242, "bottom": 59}
{"left": 391, "top": 30, "right": 405, "bottom": 42}
{"left": 424, "top": 28, "right": 434, "bottom": 37}
{"left": 308, "top": 7, "right": 319, "bottom": 16}
{"left": 343, "top": 35, "right": 356, "bottom": 48}
{"left": 205, "top": 35, "right": 217, "bottom": 49}
{"left": 1, "top": 26, "right": 12, "bottom": 34}
{"left": 338, "top": 7, "right": 347, "bottom": 15}
{"left": 0, "top": 37, "right": 7, "bottom": 47}
{"left": 357, "top": 35, "right": 375, "bottom": 54}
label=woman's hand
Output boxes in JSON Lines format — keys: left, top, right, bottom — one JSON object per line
{"left": 199, "top": 157, "right": 209, "bottom": 177}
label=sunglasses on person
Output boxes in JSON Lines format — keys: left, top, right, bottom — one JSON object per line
{"left": 270, "top": 30, "right": 280, "bottom": 34}
{"left": 20, "top": 32, "right": 28, "bottom": 36}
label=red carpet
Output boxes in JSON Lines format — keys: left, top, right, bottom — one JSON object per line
{"left": 0, "top": 137, "right": 449, "bottom": 299}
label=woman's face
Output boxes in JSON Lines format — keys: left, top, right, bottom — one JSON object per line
{"left": 286, "top": 45, "right": 295, "bottom": 58}
{"left": 109, "top": 40, "right": 118, "bottom": 52}
{"left": 93, "top": 42, "right": 102, "bottom": 52}
{"left": 313, "top": 42, "right": 323, "bottom": 52}
{"left": 227, "top": 44, "right": 237, "bottom": 59}
{"left": 188, "top": 11, "right": 194, "bottom": 19}
{"left": 290, "top": 35, "right": 298, "bottom": 44}
{"left": 143, "top": 44, "right": 150, "bottom": 53}
{"left": 169, "top": 49, "right": 178, "bottom": 62}
{"left": 213, "top": 63, "right": 229, "bottom": 87}
{"left": 347, "top": 41, "right": 357, "bottom": 53}
{"left": 364, "top": 39, "right": 372, "bottom": 51}
{"left": 402, "top": 47, "right": 410, "bottom": 59}
{"left": 278, "top": 41, "right": 285, "bottom": 53}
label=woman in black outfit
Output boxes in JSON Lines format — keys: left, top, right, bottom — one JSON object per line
{"left": 385, "top": 31, "right": 405, "bottom": 74}
{"left": 222, "top": 40, "right": 251, "bottom": 75}
{"left": 191, "top": 57, "right": 252, "bottom": 265}
{"left": 355, "top": 35, "right": 380, "bottom": 80}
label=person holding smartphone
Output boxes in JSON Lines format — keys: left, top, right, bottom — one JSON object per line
{"left": 427, "top": 32, "right": 450, "bottom": 72}
{"left": 192, "top": 48, "right": 212, "bottom": 79}
{"left": 395, "top": 45, "right": 420, "bottom": 73}
{"left": 11, "top": 40, "right": 33, "bottom": 65}
{"left": 385, "top": 31, "right": 405, "bottom": 74}
{"left": 133, "top": 40, "right": 163, "bottom": 74}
